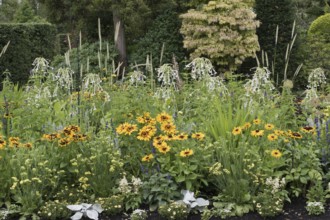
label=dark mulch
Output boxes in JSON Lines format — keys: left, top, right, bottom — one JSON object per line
{"left": 101, "top": 198, "right": 330, "bottom": 220}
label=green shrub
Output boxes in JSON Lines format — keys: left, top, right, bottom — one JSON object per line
{"left": 129, "top": 10, "right": 185, "bottom": 68}
{"left": 308, "top": 13, "right": 330, "bottom": 37}
{"left": 0, "top": 23, "right": 56, "bottom": 86}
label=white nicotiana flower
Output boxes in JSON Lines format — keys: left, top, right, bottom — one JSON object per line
{"left": 186, "top": 57, "right": 217, "bottom": 80}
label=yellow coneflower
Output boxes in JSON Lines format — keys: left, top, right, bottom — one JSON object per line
{"left": 175, "top": 133, "right": 188, "bottom": 140}
{"left": 142, "top": 154, "right": 154, "bottom": 162}
{"left": 153, "top": 135, "right": 166, "bottom": 142}
{"left": 179, "top": 149, "right": 194, "bottom": 157}
{"left": 290, "top": 132, "right": 302, "bottom": 139}
{"left": 43, "top": 133, "right": 61, "bottom": 141}
{"left": 156, "top": 112, "right": 173, "bottom": 124}
{"left": 23, "top": 143, "right": 33, "bottom": 149}
{"left": 253, "top": 119, "right": 261, "bottom": 125}
{"left": 264, "top": 123, "right": 275, "bottom": 130}
{"left": 58, "top": 138, "right": 72, "bottom": 147}
{"left": 301, "top": 126, "right": 315, "bottom": 134}
{"left": 271, "top": 149, "right": 282, "bottom": 158}
{"left": 267, "top": 134, "right": 278, "bottom": 141}
{"left": 251, "top": 130, "right": 264, "bottom": 137}
{"left": 66, "top": 125, "right": 80, "bottom": 133}
{"left": 161, "top": 122, "right": 176, "bottom": 134}
{"left": 165, "top": 133, "right": 176, "bottom": 141}
{"left": 158, "top": 145, "right": 171, "bottom": 154}
{"left": 141, "top": 125, "right": 157, "bottom": 136}
{"left": 274, "top": 130, "right": 284, "bottom": 136}
{"left": 137, "top": 112, "right": 156, "bottom": 125}
{"left": 116, "top": 123, "right": 128, "bottom": 135}
{"left": 3, "top": 113, "right": 13, "bottom": 118}
{"left": 191, "top": 132, "right": 205, "bottom": 140}
{"left": 63, "top": 128, "right": 74, "bottom": 137}
{"left": 153, "top": 140, "right": 168, "bottom": 149}
{"left": 232, "top": 127, "right": 242, "bottom": 135}
{"left": 123, "top": 124, "right": 138, "bottom": 135}
{"left": 243, "top": 122, "right": 252, "bottom": 129}
{"left": 137, "top": 130, "right": 152, "bottom": 141}
{"left": 0, "top": 139, "right": 6, "bottom": 150}
{"left": 9, "top": 137, "right": 19, "bottom": 142}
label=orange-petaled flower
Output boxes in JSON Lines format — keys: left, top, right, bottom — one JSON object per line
{"left": 156, "top": 112, "right": 173, "bottom": 124}
{"left": 0, "top": 139, "right": 6, "bottom": 149}
{"left": 116, "top": 123, "right": 128, "bottom": 134}
{"left": 158, "top": 145, "right": 171, "bottom": 154}
{"left": 301, "top": 126, "right": 315, "bottom": 134}
{"left": 137, "top": 112, "right": 156, "bottom": 125}
{"left": 137, "top": 129, "right": 152, "bottom": 141}
{"left": 243, "top": 122, "right": 252, "bottom": 129}
{"left": 123, "top": 124, "right": 138, "bottom": 135}
{"left": 290, "top": 132, "right": 302, "bottom": 139}
{"left": 3, "top": 113, "right": 13, "bottom": 118}
{"left": 153, "top": 135, "right": 166, "bottom": 142}
{"left": 161, "top": 122, "right": 177, "bottom": 134}
{"left": 142, "top": 154, "right": 154, "bottom": 162}
{"left": 43, "top": 133, "right": 61, "bottom": 141}
{"left": 63, "top": 128, "right": 74, "bottom": 137}
{"left": 232, "top": 127, "right": 242, "bottom": 135}
{"left": 264, "top": 123, "right": 275, "bottom": 130}
{"left": 267, "top": 134, "right": 278, "bottom": 141}
{"left": 191, "top": 132, "right": 205, "bottom": 140}
{"left": 180, "top": 149, "right": 194, "bottom": 157}
{"left": 58, "top": 138, "right": 72, "bottom": 147}
{"left": 274, "top": 130, "right": 284, "bottom": 136}
{"left": 9, "top": 137, "right": 19, "bottom": 142}
{"left": 251, "top": 130, "right": 264, "bottom": 137}
{"left": 165, "top": 133, "right": 176, "bottom": 141}
{"left": 66, "top": 125, "right": 80, "bottom": 133}
{"left": 271, "top": 149, "right": 282, "bottom": 158}
{"left": 175, "top": 133, "right": 188, "bottom": 140}
{"left": 253, "top": 119, "right": 261, "bottom": 125}
{"left": 153, "top": 140, "right": 168, "bottom": 149}
{"left": 23, "top": 143, "right": 33, "bottom": 149}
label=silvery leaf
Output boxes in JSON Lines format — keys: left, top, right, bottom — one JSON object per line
{"left": 81, "top": 203, "right": 92, "bottom": 210}
{"left": 196, "top": 198, "right": 210, "bottom": 207}
{"left": 70, "top": 212, "right": 83, "bottom": 220}
{"left": 92, "top": 204, "right": 103, "bottom": 213}
{"left": 86, "top": 210, "right": 99, "bottom": 220}
{"left": 190, "top": 202, "right": 198, "bottom": 208}
{"left": 67, "top": 205, "right": 82, "bottom": 211}
{"left": 182, "top": 190, "right": 196, "bottom": 204}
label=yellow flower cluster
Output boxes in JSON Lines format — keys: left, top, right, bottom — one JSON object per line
{"left": 42, "top": 125, "right": 87, "bottom": 147}
{"left": 116, "top": 112, "right": 204, "bottom": 162}
{"left": 231, "top": 118, "right": 312, "bottom": 141}
{"left": 0, "top": 136, "right": 33, "bottom": 150}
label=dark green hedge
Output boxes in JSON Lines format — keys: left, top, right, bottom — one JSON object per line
{"left": 0, "top": 23, "right": 57, "bottom": 86}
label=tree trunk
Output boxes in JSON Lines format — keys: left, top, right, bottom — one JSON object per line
{"left": 113, "top": 12, "right": 127, "bottom": 74}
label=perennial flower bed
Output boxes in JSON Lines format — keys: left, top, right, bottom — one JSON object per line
{"left": 0, "top": 57, "right": 329, "bottom": 220}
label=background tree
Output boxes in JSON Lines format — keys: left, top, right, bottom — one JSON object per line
{"left": 255, "top": 0, "right": 297, "bottom": 86}
{"left": 0, "top": 0, "right": 19, "bottom": 22}
{"left": 180, "top": 0, "right": 260, "bottom": 74}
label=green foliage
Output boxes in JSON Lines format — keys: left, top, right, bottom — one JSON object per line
{"left": 142, "top": 173, "right": 181, "bottom": 211}
{"left": 308, "top": 13, "right": 330, "bottom": 36}
{"left": 303, "top": 14, "right": 330, "bottom": 80}
{"left": 180, "top": 0, "right": 260, "bottom": 74}
{"left": 13, "top": 0, "right": 46, "bottom": 23}
{"left": 129, "top": 10, "right": 185, "bottom": 67}
{"left": 0, "top": 0, "right": 19, "bottom": 23}
{"left": 255, "top": 0, "right": 297, "bottom": 83}
{"left": 158, "top": 201, "right": 188, "bottom": 220}
{"left": 0, "top": 23, "right": 56, "bottom": 86}
{"left": 52, "top": 41, "right": 117, "bottom": 75}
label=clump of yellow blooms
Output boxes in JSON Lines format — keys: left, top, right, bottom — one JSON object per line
{"left": 116, "top": 112, "right": 205, "bottom": 162}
